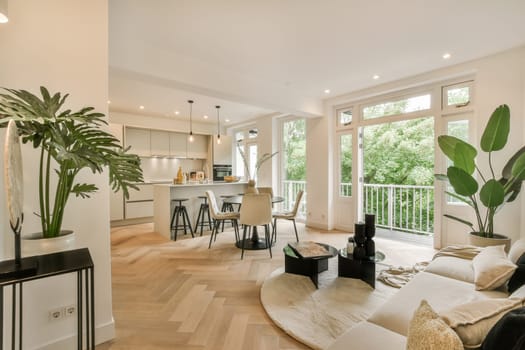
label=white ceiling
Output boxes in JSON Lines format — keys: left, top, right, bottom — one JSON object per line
{"left": 109, "top": 0, "right": 525, "bottom": 125}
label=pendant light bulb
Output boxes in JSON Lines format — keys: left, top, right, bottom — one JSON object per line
{"left": 188, "top": 100, "right": 194, "bottom": 143}
{"left": 216, "top": 105, "right": 221, "bottom": 144}
{"left": 0, "top": 0, "right": 8, "bottom": 23}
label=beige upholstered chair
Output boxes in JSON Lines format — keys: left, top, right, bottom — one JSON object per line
{"left": 257, "top": 187, "right": 273, "bottom": 197}
{"left": 272, "top": 190, "right": 304, "bottom": 242}
{"left": 239, "top": 193, "right": 273, "bottom": 259}
{"left": 206, "top": 190, "right": 240, "bottom": 248}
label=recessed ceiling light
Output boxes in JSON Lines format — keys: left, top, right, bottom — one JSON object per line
{"left": 225, "top": 119, "right": 230, "bottom": 123}
{"left": 174, "top": 110, "right": 180, "bottom": 115}
{"left": 324, "top": 89, "right": 331, "bottom": 94}
{"left": 373, "top": 75, "right": 380, "bottom": 80}
{"left": 203, "top": 115, "right": 208, "bottom": 119}
{"left": 443, "top": 53, "right": 451, "bottom": 60}
{"left": 107, "top": 100, "right": 111, "bottom": 104}
{"left": 139, "top": 105, "right": 145, "bottom": 110}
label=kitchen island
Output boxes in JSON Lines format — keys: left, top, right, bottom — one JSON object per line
{"left": 153, "top": 182, "right": 247, "bottom": 239}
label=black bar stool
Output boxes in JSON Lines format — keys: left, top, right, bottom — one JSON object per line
{"left": 220, "top": 195, "right": 236, "bottom": 232}
{"left": 170, "top": 198, "right": 194, "bottom": 241}
{"left": 194, "top": 195, "right": 213, "bottom": 236}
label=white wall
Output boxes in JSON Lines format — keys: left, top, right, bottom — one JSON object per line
{"left": 322, "top": 46, "right": 525, "bottom": 244}
{"left": 0, "top": 0, "right": 114, "bottom": 348}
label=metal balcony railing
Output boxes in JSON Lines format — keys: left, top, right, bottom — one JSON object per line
{"left": 281, "top": 180, "right": 307, "bottom": 218}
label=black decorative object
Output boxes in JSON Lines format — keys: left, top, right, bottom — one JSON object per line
{"left": 364, "top": 213, "right": 376, "bottom": 257}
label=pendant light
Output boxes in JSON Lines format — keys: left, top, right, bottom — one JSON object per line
{"left": 188, "top": 100, "right": 194, "bottom": 142}
{"left": 0, "top": 0, "right": 8, "bottom": 23}
{"left": 216, "top": 105, "right": 221, "bottom": 144}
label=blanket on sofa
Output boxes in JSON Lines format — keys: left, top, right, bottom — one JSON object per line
{"left": 433, "top": 245, "right": 482, "bottom": 260}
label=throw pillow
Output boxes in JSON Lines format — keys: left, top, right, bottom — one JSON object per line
{"left": 508, "top": 252, "right": 525, "bottom": 294}
{"left": 510, "top": 284, "right": 525, "bottom": 302}
{"left": 481, "top": 307, "right": 525, "bottom": 350}
{"left": 440, "top": 298, "right": 523, "bottom": 349}
{"left": 472, "top": 245, "right": 516, "bottom": 290}
{"left": 509, "top": 239, "right": 525, "bottom": 264}
{"left": 406, "top": 300, "right": 463, "bottom": 350}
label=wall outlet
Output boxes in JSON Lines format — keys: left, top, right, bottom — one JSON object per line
{"left": 48, "top": 308, "right": 63, "bottom": 321}
{"left": 64, "top": 305, "right": 76, "bottom": 317}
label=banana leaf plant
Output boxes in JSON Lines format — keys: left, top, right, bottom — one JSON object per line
{"left": 436, "top": 104, "right": 525, "bottom": 238}
{"left": 0, "top": 87, "right": 143, "bottom": 238}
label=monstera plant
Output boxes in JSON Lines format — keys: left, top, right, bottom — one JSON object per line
{"left": 436, "top": 104, "right": 525, "bottom": 239}
{"left": 0, "top": 87, "right": 143, "bottom": 238}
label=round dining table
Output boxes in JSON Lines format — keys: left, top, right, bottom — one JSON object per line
{"left": 223, "top": 195, "right": 284, "bottom": 250}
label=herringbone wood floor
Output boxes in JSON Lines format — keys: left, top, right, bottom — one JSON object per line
{"left": 97, "top": 221, "right": 434, "bottom": 349}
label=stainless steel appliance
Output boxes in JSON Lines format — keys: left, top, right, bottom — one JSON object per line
{"left": 213, "top": 164, "right": 232, "bottom": 181}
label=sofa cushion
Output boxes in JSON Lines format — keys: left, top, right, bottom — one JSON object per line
{"left": 472, "top": 245, "right": 516, "bottom": 290}
{"left": 440, "top": 298, "right": 523, "bottom": 349}
{"left": 406, "top": 300, "right": 463, "bottom": 350}
{"left": 425, "top": 256, "right": 474, "bottom": 283}
{"left": 368, "top": 271, "right": 508, "bottom": 336}
{"left": 508, "top": 252, "right": 525, "bottom": 294}
{"left": 326, "top": 321, "right": 406, "bottom": 350}
{"left": 481, "top": 307, "right": 525, "bottom": 350}
{"left": 509, "top": 239, "right": 525, "bottom": 264}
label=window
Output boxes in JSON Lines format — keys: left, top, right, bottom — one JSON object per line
{"left": 338, "top": 109, "right": 353, "bottom": 127}
{"left": 248, "top": 128, "right": 258, "bottom": 139}
{"left": 339, "top": 133, "right": 352, "bottom": 197}
{"left": 281, "top": 118, "right": 306, "bottom": 214}
{"left": 362, "top": 94, "right": 431, "bottom": 120}
{"left": 249, "top": 144, "right": 257, "bottom": 179}
{"left": 235, "top": 131, "right": 244, "bottom": 142}
{"left": 235, "top": 143, "right": 245, "bottom": 178}
{"left": 442, "top": 81, "right": 473, "bottom": 112}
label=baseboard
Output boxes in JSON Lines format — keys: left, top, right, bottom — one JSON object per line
{"left": 305, "top": 220, "right": 330, "bottom": 231}
{"left": 111, "top": 217, "right": 152, "bottom": 227}
{"left": 37, "top": 319, "right": 115, "bottom": 350}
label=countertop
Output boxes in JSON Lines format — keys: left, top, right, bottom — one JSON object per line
{"left": 155, "top": 181, "right": 247, "bottom": 187}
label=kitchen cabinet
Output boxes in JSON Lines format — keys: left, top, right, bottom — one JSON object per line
{"left": 187, "top": 134, "right": 208, "bottom": 159}
{"left": 213, "top": 135, "right": 232, "bottom": 165}
{"left": 151, "top": 130, "right": 170, "bottom": 156}
{"left": 170, "top": 132, "right": 187, "bottom": 158}
{"left": 125, "top": 183, "right": 154, "bottom": 219}
{"left": 126, "top": 127, "right": 151, "bottom": 157}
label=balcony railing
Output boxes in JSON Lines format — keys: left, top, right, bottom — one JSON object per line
{"left": 281, "top": 180, "right": 307, "bottom": 218}
{"left": 281, "top": 181, "right": 434, "bottom": 235}
{"left": 363, "top": 183, "right": 434, "bottom": 235}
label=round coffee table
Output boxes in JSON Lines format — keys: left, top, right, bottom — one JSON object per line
{"left": 283, "top": 242, "right": 338, "bottom": 288}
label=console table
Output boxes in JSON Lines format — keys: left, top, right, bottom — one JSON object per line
{"left": 0, "top": 248, "right": 95, "bottom": 350}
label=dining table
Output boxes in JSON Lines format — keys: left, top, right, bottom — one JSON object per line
{"left": 223, "top": 195, "right": 284, "bottom": 250}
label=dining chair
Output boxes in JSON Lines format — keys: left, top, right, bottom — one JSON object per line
{"left": 239, "top": 193, "right": 273, "bottom": 259}
{"left": 272, "top": 190, "right": 304, "bottom": 243}
{"left": 206, "top": 190, "right": 240, "bottom": 248}
{"left": 257, "top": 187, "right": 273, "bottom": 196}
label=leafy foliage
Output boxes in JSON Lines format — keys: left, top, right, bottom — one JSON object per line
{"left": 0, "top": 87, "right": 143, "bottom": 238}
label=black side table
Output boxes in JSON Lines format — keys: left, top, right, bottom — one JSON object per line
{"left": 338, "top": 248, "right": 385, "bottom": 288}
{"left": 283, "top": 243, "right": 338, "bottom": 288}
{"left": 0, "top": 248, "right": 95, "bottom": 350}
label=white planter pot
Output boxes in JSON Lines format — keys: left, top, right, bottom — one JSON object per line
{"left": 469, "top": 232, "right": 511, "bottom": 253}
{"left": 22, "top": 230, "right": 76, "bottom": 257}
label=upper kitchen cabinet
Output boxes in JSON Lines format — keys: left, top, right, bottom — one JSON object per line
{"left": 213, "top": 135, "right": 232, "bottom": 165}
{"left": 169, "top": 132, "right": 187, "bottom": 158}
{"left": 125, "top": 127, "right": 151, "bottom": 157}
{"left": 151, "top": 130, "right": 170, "bottom": 156}
{"left": 187, "top": 134, "right": 208, "bottom": 159}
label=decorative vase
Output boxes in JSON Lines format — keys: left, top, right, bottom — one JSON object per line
{"left": 469, "top": 232, "right": 511, "bottom": 253}
{"left": 22, "top": 230, "right": 76, "bottom": 257}
{"left": 245, "top": 179, "right": 259, "bottom": 194}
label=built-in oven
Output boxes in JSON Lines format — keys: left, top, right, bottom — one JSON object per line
{"left": 213, "top": 164, "right": 232, "bottom": 181}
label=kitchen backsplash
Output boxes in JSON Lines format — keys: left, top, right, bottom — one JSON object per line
{"left": 140, "top": 157, "right": 208, "bottom": 182}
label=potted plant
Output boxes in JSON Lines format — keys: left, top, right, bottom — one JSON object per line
{"left": 236, "top": 142, "right": 277, "bottom": 193}
{"left": 436, "top": 104, "right": 525, "bottom": 251}
{"left": 0, "top": 87, "right": 143, "bottom": 252}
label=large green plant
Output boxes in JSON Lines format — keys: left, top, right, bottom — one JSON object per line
{"left": 0, "top": 87, "right": 143, "bottom": 238}
{"left": 436, "top": 104, "right": 525, "bottom": 238}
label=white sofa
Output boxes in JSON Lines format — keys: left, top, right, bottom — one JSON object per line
{"left": 327, "top": 240, "right": 525, "bottom": 350}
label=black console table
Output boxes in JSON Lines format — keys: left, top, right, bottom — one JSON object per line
{"left": 0, "top": 248, "right": 95, "bottom": 350}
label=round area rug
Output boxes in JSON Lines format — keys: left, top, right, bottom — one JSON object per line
{"left": 260, "top": 259, "right": 397, "bottom": 350}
